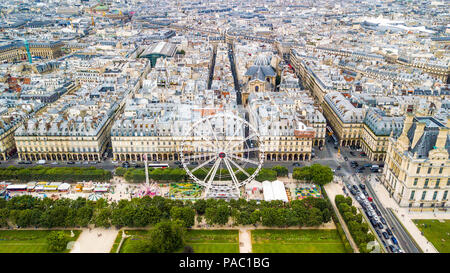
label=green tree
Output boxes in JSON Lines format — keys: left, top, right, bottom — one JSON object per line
{"left": 193, "top": 199, "right": 207, "bottom": 215}
{"left": 293, "top": 166, "right": 312, "bottom": 181}
{"left": 135, "top": 220, "right": 186, "bottom": 253}
{"left": 271, "top": 165, "right": 288, "bottom": 177}
{"left": 47, "top": 231, "right": 69, "bottom": 252}
{"left": 170, "top": 207, "right": 195, "bottom": 228}
{"left": 310, "top": 164, "right": 333, "bottom": 186}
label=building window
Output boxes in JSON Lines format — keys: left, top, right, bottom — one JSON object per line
{"left": 416, "top": 167, "right": 420, "bottom": 174}
{"left": 435, "top": 179, "right": 440, "bottom": 188}
{"left": 421, "top": 191, "right": 426, "bottom": 200}
{"left": 433, "top": 191, "right": 438, "bottom": 200}
{"left": 439, "top": 167, "right": 443, "bottom": 174}
{"left": 443, "top": 191, "right": 448, "bottom": 200}
{"left": 427, "top": 167, "right": 432, "bottom": 174}
{"left": 413, "top": 178, "right": 418, "bottom": 186}
{"left": 424, "top": 179, "right": 429, "bottom": 188}
{"left": 447, "top": 178, "right": 450, "bottom": 186}
{"left": 410, "top": 190, "right": 415, "bottom": 200}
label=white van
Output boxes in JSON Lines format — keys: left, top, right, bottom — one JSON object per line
{"left": 37, "top": 160, "right": 46, "bottom": 165}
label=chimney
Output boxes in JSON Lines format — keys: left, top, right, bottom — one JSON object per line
{"left": 435, "top": 128, "right": 449, "bottom": 150}
{"left": 400, "top": 114, "right": 414, "bottom": 136}
{"left": 411, "top": 122, "right": 426, "bottom": 149}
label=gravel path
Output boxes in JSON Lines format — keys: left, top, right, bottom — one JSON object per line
{"left": 70, "top": 228, "right": 118, "bottom": 253}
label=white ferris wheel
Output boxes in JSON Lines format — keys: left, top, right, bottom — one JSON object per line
{"left": 180, "top": 112, "right": 264, "bottom": 197}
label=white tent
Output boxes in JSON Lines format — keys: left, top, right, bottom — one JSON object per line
{"left": 262, "top": 180, "right": 288, "bottom": 202}
{"left": 262, "top": 180, "right": 274, "bottom": 202}
{"left": 272, "top": 180, "right": 288, "bottom": 203}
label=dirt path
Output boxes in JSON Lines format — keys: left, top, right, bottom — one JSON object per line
{"left": 239, "top": 229, "right": 252, "bottom": 253}
{"left": 70, "top": 228, "right": 118, "bottom": 253}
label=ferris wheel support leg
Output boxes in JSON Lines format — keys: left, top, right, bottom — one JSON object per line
{"left": 223, "top": 158, "right": 240, "bottom": 195}
{"left": 203, "top": 158, "right": 222, "bottom": 197}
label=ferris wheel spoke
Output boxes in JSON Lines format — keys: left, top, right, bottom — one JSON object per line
{"left": 228, "top": 154, "right": 259, "bottom": 165}
{"left": 229, "top": 147, "right": 261, "bottom": 154}
{"left": 185, "top": 138, "right": 217, "bottom": 152}
{"left": 227, "top": 158, "right": 251, "bottom": 177}
{"left": 183, "top": 153, "right": 214, "bottom": 161}
{"left": 224, "top": 121, "right": 242, "bottom": 149}
{"left": 225, "top": 133, "right": 258, "bottom": 153}
{"left": 223, "top": 158, "right": 240, "bottom": 189}
{"left": 204, "top": 158, "right": 222, "bottom": 185}
{"left": 206, "top": 118, "right": 220, "bottom": 148}
{"left": 191, "top": 156, "right": 217, "bottom": 173}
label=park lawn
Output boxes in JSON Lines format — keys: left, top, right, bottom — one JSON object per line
{"left": 413, "top": 219, "right": 450, "bottom": 253}
{"left": 251, "top": 229, "right": 347, "bottom": 253}
{"left": 0, "top": 230, "right": 81, "bottom": 253}
{"left": 183, "top": 230, "right": 239, "bottom": 253}
{"left": 119, "top": 230, "right": 150, "bottom": 253}
{"left": 110, "top": 230, "right": 124, "bottom": 253}
{"left": 119, "top": 229, "right": 239, "bottom": 253}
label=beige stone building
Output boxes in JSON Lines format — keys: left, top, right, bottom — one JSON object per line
{"left": 382, "top": 115, "right": 450, "bottom": 210}
{"left": 0, "top": 41, "right": 63, "bottom": 63}
{"left": 360, "top": 108, "right": 404, "bottom": 162}
{"left": 322, "top": 92, "right": 365, "bottom": 147}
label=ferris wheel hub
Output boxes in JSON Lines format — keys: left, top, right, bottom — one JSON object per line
{"left": 218, "top": 152, "right": 226, "bottom": 158}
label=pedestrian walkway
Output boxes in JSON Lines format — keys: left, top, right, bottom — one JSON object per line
{"left": 324, "top": 182, "right": 360, "bottom": 253}
{"left": 368, "top": 175, "right": 440, "bottom": 253}
{"left": 239, "top": 229, "right": 252, "bottom": 253}
{"left": 70, "top": 228, "right": 119, "bottom": 253}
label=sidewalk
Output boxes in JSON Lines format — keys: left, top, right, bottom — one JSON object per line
{"left": 324, "top": 182, "right": 360, "bottom": 253}
{"left": 239, "top": 228, "right": 252, "bottom": 253}
{"left": 368, "top": 175, "right": 440, "bottom": 253}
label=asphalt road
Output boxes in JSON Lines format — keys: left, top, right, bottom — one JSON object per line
{"left": 334, "top": 141, "right": 420, "bottom": 253}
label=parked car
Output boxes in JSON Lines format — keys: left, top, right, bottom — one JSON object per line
{"left": 386, "top": 228, "right": 393, "bottom": 236}
{"left": 19, "top": 161, "right": 32, "bottom": 164}
{"left": 377, "top": 222, "right": 384, "bottom": 229}
{"left": 360, "top": 152, "right": 367, "bottom": 156}
{"left": 388, "top": 245, "right": 397, "bottom": 253}
{"left": 174, "top": 161, "right": 182, "bottom": 165}
{"left": 293, "top": 162, "right": 301, "bottom": 167}
{"left": 362, "top": 189, "right": 369, "bottom": 197}
{"left": 370, "top": 218, "right": 377, "bottom": 226}
{"left": 382, "top": 232, "right": 389, "bottom": 240}
{"left": 67, "top": 161, "right": 75, "bottom": 165}
{"left": 375, "top": 209, "right": 381, "bottom": 216}
{"left": 344, "top": 156, "right": 348, "bottom": 161}
{"left": 336, "top": 165, "right": 341, "bottom": 170}
{"left": 364, "top": 163, "right": 372, "bottom": 168}
{"left": 376, "top": 229, "right": 382, "bottom": 237}
{"left": 359, "top": 184, "right": 366, "bottom": 190}
{"left": 350, "top": 189, "right": 356, "bottom": 195}
{"left": 349, "top": 151, "right": 355, "bottom": 156}
{"left": 371, "top": 203, "right": 377, "bottom": 209}
{"left": 380, "top": 217, "right": 386, "bottom": 225}
{"left": 190, "top": 161, "right": 199, "bottom": 166}
{"left": 368, "top": 197, "right": 373, "bottom": 202}
{"left": 51, "top": 162, "right": 58, "bottom": 165}
{"left": 391, "top": 236, "right": 398, "bottom": 245}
